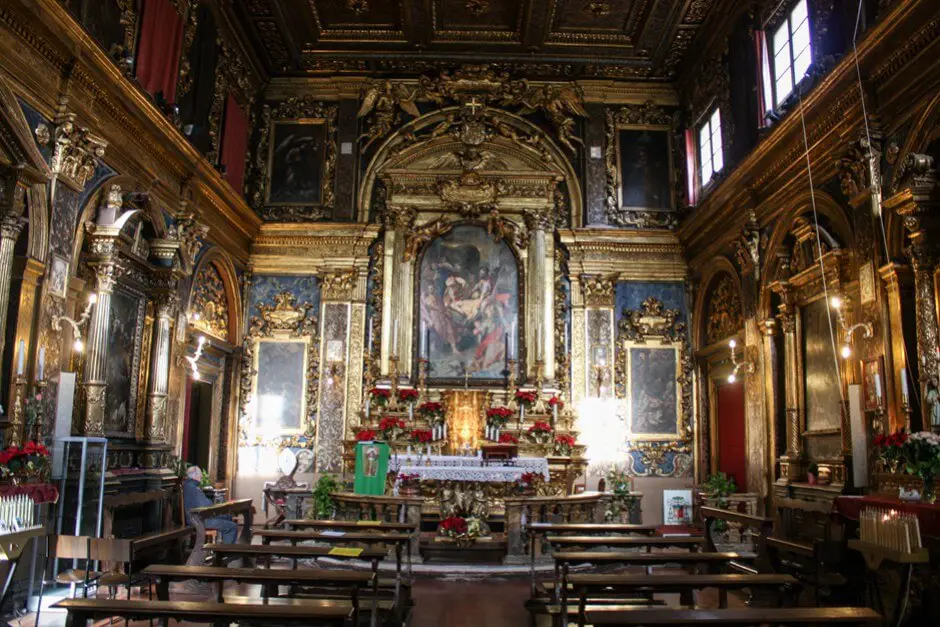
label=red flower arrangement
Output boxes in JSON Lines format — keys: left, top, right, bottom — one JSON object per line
{"left": 417, "top": 402, "right": 446, "bottom": 423}
{"left": 518, "top": 471, "right": 538, "bottom": 486}
{"left": 397, "top": 472, "right": 421, "bottom": 483}
{"left": 410, "top": 429, "right": 433, "bottom": 444}
{"left": 874, "top": 429, "right": 909, "bottom": 468}
{"left": 515, "top": 390, "right": 538, "bottom": 409}
{"left": 554, "top": 433, "right": 576, "bottom": 455}
{"left": 370, "top": 387, "right": 391, "bottom": 407}
{"left": 398, "top": 388, "right": 419, "bottom": 403}
{"left": 547, "top": 396, "right": 564, "bottom": 408}
{"left": 527, "top": 420, "right": 553, "bottom": 445}
{"left": 378, "top": 417, "right": 406, "bottom": 439}
{"left": 498, "top": 433, "right": 519, "bottom": 445}
{"left": 440, "top": 515, "right": 468, "bottom": 536}
{"left": 355, "top": 429, "right": 377, "bottom": 442}
{"left": 486, "top": 406, "right": 514, "bottom": 427}
{"left": 0, "top": 441, "right": 51, "bottom": 480}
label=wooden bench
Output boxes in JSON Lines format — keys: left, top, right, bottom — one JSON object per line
{"left": 284, "top": 519, "right": 416, "bottom": 532}
{"left": 144, "top": 564, "right": 373, "bottom": 626}
{"left": 583, "top": 606, "right": 882, "bottom": 625}
{"left": 546, "top": 535, "right": 705, "bottom": 552}
{"left": 701, "top": 506, "right": 774, "bottom": 574}
{"left": 185, "top": 498, "right": 254, "bottom": 566}
{"left": 568, "top": 572, "right": 799, "bottom": 623}
{"left": 103, "top": 489, "right": 192, "bottom": 563}
{"left": 53, "top": 597, "right": 351, "bottom": 627}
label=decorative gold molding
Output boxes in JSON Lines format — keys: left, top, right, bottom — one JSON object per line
{"left": 50, "top": 113, "right": 107, "bottom": 190}
{"left": 319, "top": 269, "right": 359, "bottom": 302}
{"left": 581, "top": 273, "right": 617, "bottom": 307}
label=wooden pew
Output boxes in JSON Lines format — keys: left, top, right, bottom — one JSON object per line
{"left": 207, "top": 543, "right": 387, "bottom": 627}
{"left": 568, "top": 572, "right": 799, "bottom": 623}
{"left": 284, "top": 519, "right": 416, "bottom": 532}
{"left": 185, "top": 499, "right": 253, "bottom": 566}
{"left": 547, "top": 536, "right": 705, "bottom": 552}
{"left": 583, "top": 606, "right": 882, "bottom": 625}
{"left": 524, "top": 522, "right": 658, "bottom": 597}
{"left": 53, "top": 598, "right": 351, "bottom": 627}
{"left": 144, "top": 564, "right": 373, "bottom": 626}
{"left": 103, "top": 488, "right": 193, "bottom": 564}
{"left": 701, "top": 506, "right": 774, "bottom": 574}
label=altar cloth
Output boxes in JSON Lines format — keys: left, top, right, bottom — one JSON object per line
{"left": 389, "top": 457, "right": 551, "bottom": 483}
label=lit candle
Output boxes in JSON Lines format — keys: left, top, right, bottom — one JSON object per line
{"left": 16, "top": 339, "right": 24, "bottom": 376}
{"left": 38, "top": 347, "right": 45, "bottom": 381}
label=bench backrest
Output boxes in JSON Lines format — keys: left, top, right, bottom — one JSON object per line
{"left": 102, "top": 488, "right": 175, "bottom": 539}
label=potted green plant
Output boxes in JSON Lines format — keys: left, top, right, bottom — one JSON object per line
{"left": 311, "top": 474, "right": 339, "bottom": 519}
{"left": 702, "top": 472, "right": 737, "bottom": 533}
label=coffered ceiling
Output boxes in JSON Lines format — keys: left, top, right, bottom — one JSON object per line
{"left": 230, "top": 0, "right": 721, "bottom": 80}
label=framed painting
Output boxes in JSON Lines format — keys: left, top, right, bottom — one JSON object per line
{"left": 616, "top": 127, "right": 674, "bottom": 211}
{"left": 251, "top": 336, "right": 311, "bottom": 434}
{"left": 625, "top": 344, "right": 681, "bottom": 439}
{"left": 801, "top": 297, "right": 842, "bottom": 432}
{"left": 48, "top": 254, "right": 69, "bottom": 299}
{"left": 266, "top": 120, "right": 327, "bottom": 206}
{"left": 862, "top": 357, "right": 885, "bottom": 412}
{"left": 104, "top": 284, "right": 146, "bottom": 437}
{"left": 417, "top": 224, "right": 520, "bottom": 384}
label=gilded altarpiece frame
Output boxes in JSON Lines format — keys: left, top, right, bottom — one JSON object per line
{"left": 616, "top": 297, "right": 693, "bottom": 477}
{"left": 103, "top": 282, "right": 148, "bottom": 439}
{"left": 239, "top": 292, "right": 319, "bottom": 448}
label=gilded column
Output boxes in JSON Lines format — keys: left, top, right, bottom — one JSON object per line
{"left": 776, "top": 300, "right": 802, "bottom": 484}
{"left": 146, "top": 293, "right": 178, "bottom": 442}
{"left": 524, "top": 208, "right": 555, "bottom": 380}
{"left": 879, "top": 263, "right": 913, "bottom": 432}
{"left": 81, "top": 187, "right": 123, "bottom": 437}
{"left": 908, "top": 239, "right": 938, "bottom": 426}
{"left": 382, "top": 206, "right": 416, "bottom": 377}
{"left": 760, "top": 319, "right": 780, "bottom": 489}
{"left": 0, "top": 213, "right": 27, "bottom": 382}
{"left": 569, "top": 274, "right": 586, "bottom": 404}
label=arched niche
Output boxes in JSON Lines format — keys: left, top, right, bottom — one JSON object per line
{"left": 415, "top": 222, "right": 522, "bottom": 383}
{"left": 187, "top": 248, "right": 242, "bottom": 346}
{"left": 357, "top": 106, "right": 580, "bottom": 227}
{"left": 693, "top": 260, "right": 746, "bottom": 350}
{"left": 891, "top": 90, "right": 940, "bottom": 192}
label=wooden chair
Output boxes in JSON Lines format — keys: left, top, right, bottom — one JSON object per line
{"left": 34, "top": 536, "right": 98, "bottom": 626}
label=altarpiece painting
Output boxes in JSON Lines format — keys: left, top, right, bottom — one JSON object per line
{"left": 617, "top": 129, "right": 673, "bottom": 210}
{"left": 801, "top": 297, "right": 842, "bottom": 432}
{"left": 626, "top": 345, "right": 681, "bottom": 438}
{"left": 418, "top": 224, "right": 519, "bottom": 383}
{"left": 252, "top": 338, "right": 310, "bottom": 434}
{"left": 104, "top": 285, "right": 146, "bottom": 436}
{"left": 267, "top": 121, "right": 326, "bottom": 206}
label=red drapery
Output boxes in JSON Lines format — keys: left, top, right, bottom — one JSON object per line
{"left": 716, "top": 381, "right": 747, "bottom": 491}
{"left": 136, "top": 0, "right": 185, "bottom": 103}
{"left": 221, "top": 93, "right": 249, "bottom": 194}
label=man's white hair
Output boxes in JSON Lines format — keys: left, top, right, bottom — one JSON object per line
{"left": 186, "top": 465, "right": 202, "bottom": 481}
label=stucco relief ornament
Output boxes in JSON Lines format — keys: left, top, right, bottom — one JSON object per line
{"left": 621, "top": 297, "right": 684, "bottom": 343}
{"left": 169, "top": 215, "right": 209, "bottom": 272}
{"left": 357, "top": 80, "right": 421, "bottom": 153}
{"left": 258, "top": 292, "right": 316, "bottom": 336}
{"left": 437, "top": 171, "right": 499, "bottom": 218}
{"left": 51, "top": 116, "right": 107, "bottom": 189}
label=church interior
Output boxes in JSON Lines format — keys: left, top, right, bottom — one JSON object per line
{"left": 0, "top": 0, "right": 937, "bottom": 625}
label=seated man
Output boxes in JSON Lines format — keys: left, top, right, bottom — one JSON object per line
{"left": 182, "top": 466, "right": 238, "bottom": 544}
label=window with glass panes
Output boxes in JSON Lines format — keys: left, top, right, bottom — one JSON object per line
{"left": 698, "top": 108, "right": 723, "bottom": 187}
{"left": 767, "top": 0, "right": 812, "bottom": 109}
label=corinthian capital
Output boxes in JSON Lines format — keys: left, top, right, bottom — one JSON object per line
{"left": 169, "top": 213, "right": 209, "bottom": 273}
{"left": 523, "top": 207, "right": 553, "bottom": 232}
{"left": 0, "top": 214, "right": 27, "bottom": 241}
{"left": 51, "top": 114, "right": 108, "bottom": 189}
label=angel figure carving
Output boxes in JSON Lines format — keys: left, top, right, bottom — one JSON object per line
{"left": 512, "top": 84, "right": 588, "bottom": 153}
{"left": 357, "top": 80, "right": 421, "bottom": 153}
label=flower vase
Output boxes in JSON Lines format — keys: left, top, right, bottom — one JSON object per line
{"left": 921, "top": 474, "right": 936, "bottom": 504}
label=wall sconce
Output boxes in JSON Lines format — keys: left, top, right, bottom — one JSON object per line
{"left": 51, "top": 293, "right": 97, "bottom": 352}
{"left": 830, "top": 296, "right": 873, "bottom": 358}
{"left": 728, "top": 338, "right": 754, "bottom": 383}
{"left": 185, "top": 335, "right": 208, "bottom": 380}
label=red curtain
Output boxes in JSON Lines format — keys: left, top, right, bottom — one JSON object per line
{"left": 136, "top": 0, "right": 185, "bottom": 103}
{"left": 684, "top": 128, "right": 697, "bottom": 206}
{"left": 716, "top": 381, "right": 747, "bottom": 491}
{"left": 221, "top": 93, "right": 249, "bottom": 194}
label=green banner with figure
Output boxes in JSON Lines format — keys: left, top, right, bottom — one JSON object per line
{"left": 354, "top": 441, "right": 390, "bottom": 495}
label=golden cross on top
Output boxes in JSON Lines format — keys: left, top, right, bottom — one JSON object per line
{"left": 464, "top": 97, "right": 483, "bottom": 116}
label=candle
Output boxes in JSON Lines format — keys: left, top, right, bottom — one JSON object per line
{"left": 901, "top": 369, "right": 909, "bottom": 405}
{"left": 368, "top": 324, "right": 374, "bottom": 354}
{"left": 424, "top": 327, "right": 431, "bottom": 360}
{"left": 420, "top": 321, "right": 427, "bottom": 358}
{"left": 16, "top": 339, "right": 24, "bottom": 376}
{"left": 509, "top": 320, "right": 517, "bottom": 360}
{"left": 38, "top": 347, "right": 45, "bottom": 381}
{"left": 874, "top": 373, "right": 882, "bottom": 400}
{"left": 392, "top": 319, "right": 399, "bottom": 356}
{"left": 536, "top": 321, "right": 542, "bottom": 361}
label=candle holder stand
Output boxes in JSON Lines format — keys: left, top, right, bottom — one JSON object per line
{"left": 418, "top": 358, "right": 429, "bottom": 402}
{"left": 9, "top": 376, "right": 26, "bottom": 448}
{"left": 533, "top": 360, "right": 546, "bottom": 413}
{"left": 388, "top": 355, "right": 401, "bottom": 410}
{"left": 506, "top": 360, "right": 518, "bottom": 409}
{"left": 30, "top": 379, "right": 47, "bottom": 442}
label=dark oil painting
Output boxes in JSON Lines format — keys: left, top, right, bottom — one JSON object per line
{"left": 419, "top": 225, "right": 518, "bottom": 381}
{"left": 267, "top": 122, "right": 326, "bottom": 205}
{"left": 802, "top": 297, "right": 842, "bottom": 431}
{"left": 105, "top": 287, "right": 144, "bottom": 435}
{"left": 629, "top": 346, "right": 678, "bottom": 436}
{"left": 618, "top": 129, "right": 672, "bottom": 210}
